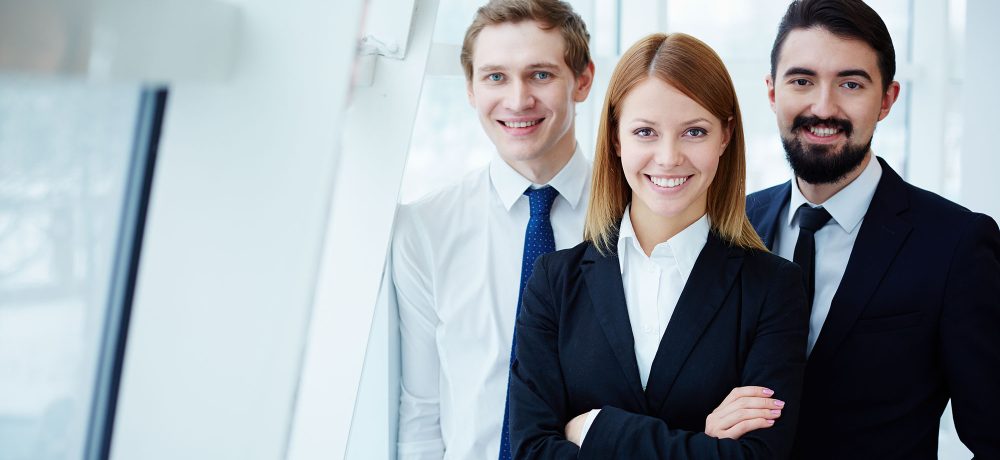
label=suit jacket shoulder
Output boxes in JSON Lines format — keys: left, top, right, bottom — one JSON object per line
{"left": 747, "top": 182, "right": 790, "bottom": 213}
{"left": 534, "top": 239, "right": 593, "bottom": 273}
{"left": 875, "top": 158, "right": 994, "bottom": 247}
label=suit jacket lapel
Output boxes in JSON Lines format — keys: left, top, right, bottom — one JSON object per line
{"left": 748, "top": 182, "right": 791, "bottom": 250}
{"left": 580, "top": 241, "right": 648, "bottom": 410}
{"left": 809, "top": 158, "right": 912, "bottom": 363}
{"left": 645, "top": 232, "right": 745, "bottom": 414}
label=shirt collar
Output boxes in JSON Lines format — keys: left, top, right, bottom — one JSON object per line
{"left": 489, "top": 144, "right": 589, "bottom": 211}
{"left": 617, "top": 204, "right": 710, "bottom": 278}
{"left": 787, "top": 154, "right": 882, "bottom": 234}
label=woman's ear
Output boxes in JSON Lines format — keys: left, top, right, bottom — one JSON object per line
{"left": 720, "top": 116, "right": 734, "bottom": 155}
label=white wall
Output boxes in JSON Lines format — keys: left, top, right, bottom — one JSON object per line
{"left": 110, "top": 0, "right": 365, "bottom": 458}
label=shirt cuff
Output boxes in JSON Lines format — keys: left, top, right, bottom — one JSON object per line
{"left": 578, "top": 409, "right": 601, "bottom": 444}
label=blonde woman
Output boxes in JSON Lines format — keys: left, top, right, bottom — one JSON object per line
{"left": 509, "top": 33, "right": 808, "bottom": 459}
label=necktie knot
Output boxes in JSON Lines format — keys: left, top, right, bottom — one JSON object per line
{"left": 525, "top": 186, "right": 559, "bottom": 218}
{"left": 798, "top": 205, "right": 832, "bottom": 232}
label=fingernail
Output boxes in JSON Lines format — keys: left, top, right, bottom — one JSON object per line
{"left": 771, "top": 409, "right": 781, "bottom": 415}
{"left": 774, "top": 399, "right": 785, "bottom": 407}
{"left": 762, "top": 388, "right": 774, "bottom": 396}
{"left": 767, "top": 419, "right": 775, "bottom": 425}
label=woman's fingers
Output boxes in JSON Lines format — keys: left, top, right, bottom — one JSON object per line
{"left": 723, "top": 417, "right": 776, "bottom": 439}
{"left": 717, "top": 386, "right": 774, "bottom": 408}
{"left": 706, "top": 387, "right": 786, "bottom": 439}
{"left": 717, "top": 408, "right": 782, "bottom": 429}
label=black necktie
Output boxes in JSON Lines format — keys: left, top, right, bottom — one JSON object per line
{"left": 793, "top": 205, "right": 832, "bottom": 313}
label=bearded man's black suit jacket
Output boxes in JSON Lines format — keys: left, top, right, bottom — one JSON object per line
{"left": 746, "top": 157, "right": 1000, "bottom": 459}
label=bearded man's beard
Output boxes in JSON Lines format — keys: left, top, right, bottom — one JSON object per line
{"left": 782, "top": 115, "right": 871, "bottom": 185}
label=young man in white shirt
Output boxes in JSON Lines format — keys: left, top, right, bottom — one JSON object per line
{"left": 747, "top": 0, "right": 1000, "bottom": 458}
{"left": 392, "top": 1, "right": 595, "bottom": 458}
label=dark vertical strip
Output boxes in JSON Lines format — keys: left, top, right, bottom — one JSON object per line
{"left": 84, "top": 87, "right": 168, "bottom": 460}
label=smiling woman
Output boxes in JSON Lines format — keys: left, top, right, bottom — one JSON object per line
{"left": 507, "top": 32, "right": 808, "bottom": 459}
{"left": 616, "top": 78, "right": 729, "bottom": 248}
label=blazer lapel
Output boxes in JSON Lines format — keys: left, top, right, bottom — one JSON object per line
{"left": 645, "top": 232, "right": 745, "bottom": 413}
{"left": 580, "top": 242, "right": 648, "bottom": 410}
{"left": 748, "top": 182, "right": 791, "bottom": 250}
{"left": 809, "top": 158, "right": 912, "bottom": 363}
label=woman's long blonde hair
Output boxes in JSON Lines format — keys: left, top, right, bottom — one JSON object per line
{"left": 584, "top": 33, "right": 766, "bottom": 254}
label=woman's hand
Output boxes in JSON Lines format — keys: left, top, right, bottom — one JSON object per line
{"left": 564, "top": 412, "right": 590, "bottom": 446}
{"left": 704, "top": 386, "right": 785, "bottom": 439}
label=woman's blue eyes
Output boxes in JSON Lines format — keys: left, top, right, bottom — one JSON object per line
{"left": 685, "top": 128, "right": 708, "bottom": 137}
{"left": 634, "top": 128, "right": 655, "bottom": 137}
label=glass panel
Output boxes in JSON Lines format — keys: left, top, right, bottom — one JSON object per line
{"left": 664, "top": 0, "right": 909, "bottom": 61}
{"left": 942, "top": 0, "right": 967, "bottom": 201}
{"left": 432, "top": 0, "right": 480, "bottom": 44}
{"left": 402, "top": 76, "right": 493, "bottom": 204}
{"left": 0, "top": 77, "right": 147, "bottom": 460}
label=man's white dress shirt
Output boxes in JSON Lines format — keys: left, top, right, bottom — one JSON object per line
{"left": 580, "top": 209, "right": 709, "bottom": 441}
{"left": 392, "top": 147, "right": 591, "bottom": 459}
{"left": 773, "top": 156, "right": 882, "bottom": 355}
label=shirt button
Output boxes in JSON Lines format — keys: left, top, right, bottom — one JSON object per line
{"left": 643, "top": 324, "right": 653, "bottom": 333}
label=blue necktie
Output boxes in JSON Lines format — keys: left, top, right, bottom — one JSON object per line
{"left": 499, "top": 185, "right": 559, "bottom": 460}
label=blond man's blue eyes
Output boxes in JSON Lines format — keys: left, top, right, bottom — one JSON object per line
{"left": 484, "top": 72, "right": 551, "bottom": 82}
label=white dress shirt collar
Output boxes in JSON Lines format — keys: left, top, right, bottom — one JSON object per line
{"left": 489, "top": 144, "right": 589, "bottom": 211}
{"left": 788, "top": 154, "right": 882, "bottom": 234}
{"left": 617, "top": 205, "right": 710, "bottom": 277}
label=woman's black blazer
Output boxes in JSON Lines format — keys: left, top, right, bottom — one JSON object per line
{"left": 510, "top": 230, "right": 808, "bottom": 459}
